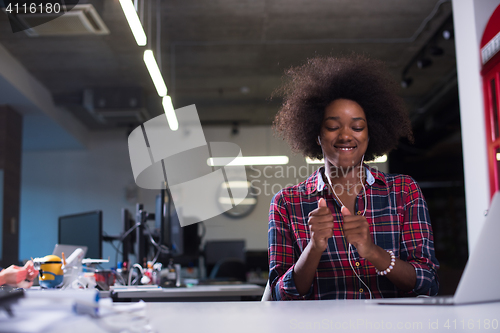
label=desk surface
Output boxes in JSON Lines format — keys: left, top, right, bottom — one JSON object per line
{"left": 46, "top": 299, "right": 500, "bottom": 333}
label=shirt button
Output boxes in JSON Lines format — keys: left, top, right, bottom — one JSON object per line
{"left": 359, "top": 288, "right": 364, "bottom": 293}
{"left": 355, "top": 262, "right": 360, "bottom": 267}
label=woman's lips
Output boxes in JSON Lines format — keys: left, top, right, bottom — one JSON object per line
{"left": 335, "top": 146, "right": 356, "bottom": 151}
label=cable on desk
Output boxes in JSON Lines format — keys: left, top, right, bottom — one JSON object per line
{"left": 128, "top": 264, "right": 144, "bottom": 286}
{"left": 143, "top": 222, "right": 170, "bottom": 265}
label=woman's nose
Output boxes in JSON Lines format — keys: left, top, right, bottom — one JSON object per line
{"left": 338, "top": 127, "right": 352, "bottom": 141}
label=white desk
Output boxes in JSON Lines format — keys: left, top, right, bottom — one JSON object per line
{"left": 110, "top": 284, "right": 265, "bottom": 302}
{"left": 44, "top": 299, "right": 500, "bottom": 333}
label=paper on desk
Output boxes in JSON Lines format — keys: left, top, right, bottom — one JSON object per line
{"left": 0, "top": 307, "right": 71, "bottom": 333}
{"left": 0, "top": 289, "right": 100, "bottom": 333}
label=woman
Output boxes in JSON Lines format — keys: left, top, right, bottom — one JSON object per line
{"left": 269, "top": 55, "right": 439, "bottom": 300}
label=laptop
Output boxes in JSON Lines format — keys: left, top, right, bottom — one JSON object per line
{"left": 369, "top": 191, "right": 500, "bottom": 306}
{"left": 52, "top": 244, "right": 88, "bottom": 260}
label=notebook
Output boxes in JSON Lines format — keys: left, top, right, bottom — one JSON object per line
{"left": 369, "top": 191, "right": 500, "bottom": 306}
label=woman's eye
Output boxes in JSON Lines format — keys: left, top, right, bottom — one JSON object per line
{"left": 353, "top": 127, "right": 365, "bottom": 132}
{"left": 326, "top": 127, "right": 339, "bottom": 131}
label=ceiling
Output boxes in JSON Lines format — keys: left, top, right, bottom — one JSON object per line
{"left": 0, "top": 0, "right": 456, "bottom": 132}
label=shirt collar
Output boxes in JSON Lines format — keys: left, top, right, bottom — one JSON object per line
{"left": 314, "top": 165, "right": 382, "bottom": 193}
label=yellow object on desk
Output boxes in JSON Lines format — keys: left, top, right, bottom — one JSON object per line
{"left": 37, "top": 255, "right": 64, "bottom": 289}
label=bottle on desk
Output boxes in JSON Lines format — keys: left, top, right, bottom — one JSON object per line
{"left": 161, "top": 259, "right": 177, "bottom": 287}
{"left": 152, "top": 263, "right": 162, "bottom": 285}
{"left": 115, "top": 261, "right": 129, "bottom": 285}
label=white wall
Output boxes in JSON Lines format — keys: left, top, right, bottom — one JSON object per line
{"left": 19, "top": 130, "right": 137, "bottom": 266}
{"left": 452, "top": 0, "right": 500, "bottom": 251}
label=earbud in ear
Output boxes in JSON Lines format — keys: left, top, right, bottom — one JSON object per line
{"left": 318, "top": 136, "right": 321, "bottom": 145}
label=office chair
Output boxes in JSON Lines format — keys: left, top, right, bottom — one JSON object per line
{"left": 261, "top": 280, "right": 272, "bottom": 301}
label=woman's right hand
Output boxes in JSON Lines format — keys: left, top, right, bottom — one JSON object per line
{"left": 307, "top": 198, "right": 334, "bottom": 253}
{"left": 0, "top": 265, "right": 27, "bottom": 286}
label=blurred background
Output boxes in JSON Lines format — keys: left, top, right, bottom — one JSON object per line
{"left": 0, "top": 0, "right": 488, "bottom": 294}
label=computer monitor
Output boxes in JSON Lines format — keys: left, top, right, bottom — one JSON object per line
{"left": 121, "top": 208, "right": 136, "bottom": 263}
{"left": 156, "top": 189, "right": 181, "bottom": 255}
{"left": 155, "top": 189, "right": 199, "bottom": 258}
{"left": 58, "top": 211, "right": 103, "bottom": 259}
{"left": 204, "top": 240, "right": 246, "bottom": 266}
{"left": 204, "top": 240, "right": 245, "bottom": 277}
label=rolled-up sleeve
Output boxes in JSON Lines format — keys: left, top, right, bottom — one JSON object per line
{"left": 268, "top": 191, "right": 313, "bottom": 300}
{"left": 400, "top": 178, "right": 440, "bottom": 296}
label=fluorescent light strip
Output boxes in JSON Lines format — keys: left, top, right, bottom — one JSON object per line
{"left": 162, "top": 96, "right": 178, "bottom": 131}
{"left": 305, "top": 157, "right": 324, "bottom": 165}
{"left": 370, "top": 155, "right": 388, "bottom": 163}
{"left": 222, "top": 181, "right": 251, "bottom": 189}
{"left": 497, "top": 153, "right": 500, "bottom": 161}
{"left": 305, "top": 154, "right": 388, "bottom": 164}
{"left": 208, "top": 156, "right": 289, "bottom": 166}
{"left": 144, "top": 50, "right": 167, "bottom": 97}
{"left": 219, "top": 198, "right": 257, "bottom": 205}
{"left": 119, "top": 0, "right": 147, "bottom": 46}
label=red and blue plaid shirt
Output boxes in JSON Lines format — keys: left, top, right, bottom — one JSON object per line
{"left": 268, "top": 165, "right": 439, "bottom": 300}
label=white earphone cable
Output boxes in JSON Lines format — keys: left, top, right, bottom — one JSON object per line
{"left": 319, "top": 137, "right": 372, "bottom": 299}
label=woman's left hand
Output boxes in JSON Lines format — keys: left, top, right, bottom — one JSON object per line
{"left": 341, "top": 206, "right": 376, "bottom": 259}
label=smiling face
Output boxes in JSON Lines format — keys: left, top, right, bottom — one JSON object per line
{"left": 318, "top": 99, "right": 369, "bottom": 170}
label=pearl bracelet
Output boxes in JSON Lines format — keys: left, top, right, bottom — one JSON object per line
{"left": 375, "top": 250, "right": 396, "bottom": 276}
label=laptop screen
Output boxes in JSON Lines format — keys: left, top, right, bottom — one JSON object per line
{"left": 58, "top": 211, "right": 102, "bottom": 259}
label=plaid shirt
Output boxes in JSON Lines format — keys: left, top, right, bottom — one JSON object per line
{"left": 268, "top": 165, "right": 439, "bottom": 300}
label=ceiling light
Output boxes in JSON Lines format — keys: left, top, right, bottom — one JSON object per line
{"left": 401, "top": 77, "right": 413, "bottom": 89}
{"left": 162, "top": 96, "right": 178, "bottom": 131}
{"left": 417, "top": 58, "right": 432, "bottom": 69}
{"left": 221, "top": 181, "right": 251, "bottom": 189}
{"left": 442, "top": 30, "right": 454, "bottom": 40}
{"left": 207, "top": 156, "right": 289, "bottom": 166}
{"left": 367, "top": 155, "right": 388, "bottom": 163}
{"left": 306, "top": 154, "right": 388, "bottom": 164}
{"left": 119, "top": 0, "right": 147, "bottom": 46}
{"left": 143, "top": 50, "right": 167, "bottom": 97}
{"left": 306, "top": 157, "right": 324, "bottom": 164}
{"left": 219, "top": 197, "right": 257, "bottom": 205}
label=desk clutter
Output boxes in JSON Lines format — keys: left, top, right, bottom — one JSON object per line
{"left": 0, "top": 288, "right": 152, "bottom": 333}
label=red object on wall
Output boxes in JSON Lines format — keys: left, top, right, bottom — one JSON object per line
{"left": 481, "top": 4, "right": 500, "bottom": 198}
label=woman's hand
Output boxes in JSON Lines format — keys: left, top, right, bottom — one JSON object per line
{"left": 0, "top": 261, "right": 39, "bottom": 287}
{"left": 307, "top": 198, "right": 334, "bottom": 253}
{"left": 0, "top": 265, "right": 27, "bottom": 286}
{"left": 341, "top": 206, "right": 376, "bottom": 259}
{"left": 294, "top": 198, "right": 334, "bottom": 295}
{"left": 24, "top": 260, "right": 38, "bottom": 282}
